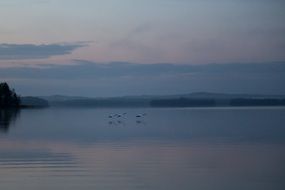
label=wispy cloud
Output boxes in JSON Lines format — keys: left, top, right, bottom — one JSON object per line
{"left": 0, "top": 42, "right": 87, "bottom": 60}
{"left": 0, "top": 0, "right": 51, "bottom": 6}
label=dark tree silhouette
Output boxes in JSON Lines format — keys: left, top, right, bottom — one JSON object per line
{"left": 0, "top": 82, "right": 21, "bottom": 108}
{"left": 230, "top": 98, "right": 285, "bottom": 106}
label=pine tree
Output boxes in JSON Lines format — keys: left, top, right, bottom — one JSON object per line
{"left": 0, "top": 82, "right": 21, "bottom": 108}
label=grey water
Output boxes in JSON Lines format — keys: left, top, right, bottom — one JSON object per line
{"left": 0, "top": 107, "right": 285, "bottom": 190}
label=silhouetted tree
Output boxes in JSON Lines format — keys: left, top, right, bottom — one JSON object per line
{"left": 0, "top": 82, "right": 21, "bottom": 108}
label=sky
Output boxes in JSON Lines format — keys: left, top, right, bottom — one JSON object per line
{"left": 0, "top": 0, "right": 285, "bottom": 96}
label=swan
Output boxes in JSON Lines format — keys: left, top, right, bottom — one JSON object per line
{"left": 136, "top": 113, "right": 147, "bottom": 118}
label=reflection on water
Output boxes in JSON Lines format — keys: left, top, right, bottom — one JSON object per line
{"left": 1, "top": 140, "right": 285, "bottom": 190}
{"left": 108, "top": 120, "right": 126, "bottom": 126}
{"left": 0, "top": 149, "right": 76, "bottom": 170}
{"left": 0, "top": 107, "right": 285, "bottom": 190}
{"left": 108, "top": 119, "right": 147, "bottom": 127}
{"left": 107, "top": 112, "right": 147, "bottom": 127}
{"left": 136, "top": 120, "right": 146, "bottom": 126}
{"left": 0, "top": 109, "right": 20, "bottom": 133}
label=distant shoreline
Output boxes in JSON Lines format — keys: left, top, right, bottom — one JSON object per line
{"left": 44, "top": 98, "right": 285, "bottom": 108}
{"left": 16, "top": 92, "right": 285, "bottom": 108}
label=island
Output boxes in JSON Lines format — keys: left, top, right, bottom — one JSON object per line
{"left": 1, "top": 82, "right": 285, "bottom": 108}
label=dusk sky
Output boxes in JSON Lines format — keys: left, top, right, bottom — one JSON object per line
{"left": 0, "top": 0, "right": 285, "bottom": 96}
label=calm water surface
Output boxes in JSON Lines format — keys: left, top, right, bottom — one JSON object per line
{"left": 0, "top": 107, "right": 285, "bottom": 190}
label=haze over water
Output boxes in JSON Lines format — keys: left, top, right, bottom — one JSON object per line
{"left": 0, "top": 107, "right": 285, "bottom": 190}
{"left": 1, "top": 0, "right": 285, "bottom": 189}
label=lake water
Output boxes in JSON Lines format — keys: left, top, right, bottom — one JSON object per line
{"left": 0, "top": 107, "right": 285, "bottom": 190}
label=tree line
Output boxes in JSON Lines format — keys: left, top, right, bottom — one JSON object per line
{"left": 150, "top": 97, "right": 285, "bottom": 107}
